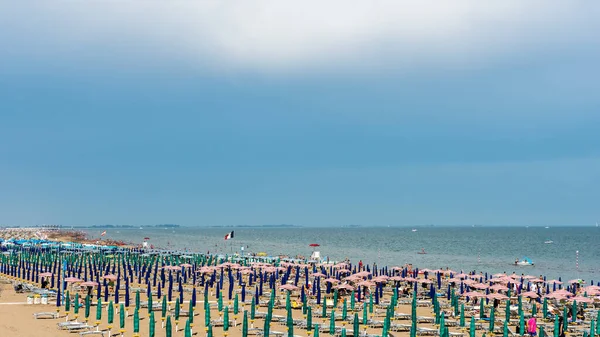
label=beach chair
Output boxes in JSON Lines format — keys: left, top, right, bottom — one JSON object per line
{"left": 417, "top": 327, "right": 439, "bottom": 336}
{"left": 33, "top": 312, "right": 59, "bottom": 319}
{"left": 79, "top": 331, "right": 106, "bottom": 336}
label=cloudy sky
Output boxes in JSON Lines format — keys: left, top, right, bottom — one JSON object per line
{"left": 1, "top": 1, "right": 599, "bottom": 226}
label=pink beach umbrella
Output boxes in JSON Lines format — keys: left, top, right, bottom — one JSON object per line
{"left": 520, "top": 291, "right": 539, "bottom": 299}
{"left": 102, "top": 274, "right": 118, "bottom": 280}
{"left": 40, "top": 272, "right": 53, "bottom": 277}
{"left": 65, "top": 277, "right": 82, "bottom": 283}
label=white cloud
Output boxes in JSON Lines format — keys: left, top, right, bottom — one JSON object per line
{"left": 1, "top": 1, "right": 599, "bottom": 73}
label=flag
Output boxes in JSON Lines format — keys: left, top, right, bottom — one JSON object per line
{"left": 101, "top": 231, "right": 107, "bottom": 236}
{"left": 224, "top": 231, "right": 234, "bottom": 240}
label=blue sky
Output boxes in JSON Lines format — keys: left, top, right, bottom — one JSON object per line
{"left": 1, "top": 2, "right": 599, "bottom": 226}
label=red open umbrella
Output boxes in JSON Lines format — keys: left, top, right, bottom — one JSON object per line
{"left": 309, "top": 243, "right": 320, "bottom": 247}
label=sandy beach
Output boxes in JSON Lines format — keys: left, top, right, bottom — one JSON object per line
{"left": 1, "top": 234, "right": 598, "bottom": 337}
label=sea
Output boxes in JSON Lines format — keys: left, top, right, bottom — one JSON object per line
{"left": 90, "top": 226, "right": 600, "bottom": 283}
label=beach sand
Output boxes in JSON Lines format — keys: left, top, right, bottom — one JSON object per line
{"left": 0, "top": 280, "right": 459, "bottom": 337}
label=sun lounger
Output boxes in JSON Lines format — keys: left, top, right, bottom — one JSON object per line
{"left": 80, "top": 331, "right": 106, "bottom": 336}
{"left": 417, "top": 316, "right": 435, "bottom": 323}
{"left": 394, "top": 312, "right": 410, "bottom": 320}
{"left": 34, "top": 312, "right": 59, "bottom": 319}
{"left": 417, "top": 327, "right": 439, "bottom": 336}
{"left": 448, "top": 332, "right": 465, "bottom": 337}
{"left": 390, "top": 323, "right": 411, "bottom": 331}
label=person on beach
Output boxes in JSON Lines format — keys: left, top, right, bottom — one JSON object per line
{"left": 358, "top": 260, "right": 363, "bottom": 271}
{"left": 527, "top": 314, "right": 538, "bottom": 337}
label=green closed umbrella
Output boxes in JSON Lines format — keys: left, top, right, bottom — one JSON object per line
{"left": 85, "top": 294, "right": 91, "bottom": 320}
{"left": 439, "top": 312, "right": 445, "bottom": 337}
{"left": 333, "top": 290, "right": 338, "bottom": 308}
{"left": 74, "top": 293, "right": 80, "bottom": 315}
{"left": 135, "top": 291, "right": 140, "bottom": 310}
{"left": 134, "top": 308, "right": 140, "bottom": 333}
{"left": 563, "top": 306, "right": 569, "bottom": 332}
{"left": 519, "top": 311, "right": 525, "bottom": 336}
{"left": 572, "top": 300, "right": 578, "bottom": 322}
{"left": 596, "top": 311, "right": 600, "bottom": 335}
{"left": 314, "top": 324, "right": 320, "bottom": 337}
{"left": 369, "top": 293, "right": 373, "bottom": 313}
{"left": 330, "top": 310, "right": 335, "bottom": 336}
{"left": 234, "top": 293, "right": 239, "bottom": 315}
{"left": 149, "top": 311, "right": 156, "bottom": 337}
{"left": 353, "top": 313, "right": 359, "bottom": 336}
{"left": 532, "top": 302, "right": 537, "bottom": 316}
{"left": 469, "top": 316, "right": 475, "bottom": 337}
{"left": 263, "top": 314, "right": 270, "bottom": 337}
{"left": 479, "top": 299, "right": 485, "bottom": 319}
{"left": 96, "top": 298, "right": 102, "bottom": 321}
{"left": 161, "top": 296, "right": 167, "bottom": 318}
{"left": 242, "top": 311, "right": 248, "bottom": 337}
{"left": 589, "top": 320, "right": 595, "bottom": 337}
{"left": 540, "top": 326, "right": 546, "bottom": 337}
{"left": 363, "top": 304, "right": 368, "bottom": 324}
{"left": 119, "top": 303, "right": 125, "bottom": 329}
{"left": 250, "top": 297, "right": 256, "bottom": 320}
{"left": 166, "top": 316, "right": 172, "bottom": 337}
{"left": 489, "top": 308, "right": 495, "bottom": 332}
{"left": 322, "top": 298, "right": 327, "bottom": 318}
{"left": 460, "top": 303, "right": 465, "bottom": 327}
{"left": 350, "top": 290, "right": 355, "bottom": 310}
{"left": 175, "top": 298, "right": 180, "bottom": 322}
{"left": 148, "top": 291, "right": 153, "bottom": 315}
{"left": 224, "top": 306, "right": 229, "bottom": 331}
{"left": 184, "top": 318, "right": 191, "bottom": 337}
{"left": 342, "top": 299, "right": 348, "bottom": 320}
{"left": 341, "top": 328, "right": 347, "bottom": 337}
{"left": 188, "top": 300, "right": 194, "bottom": 324}
{"left": 218, "top": 293, "right": 223, "bottom": 312}
{"left": 307, "top": 306, "right": 313, "bottom": 332}
{"left": 287, "top": 309, "right": 294, "bottom": 337}
{"left": 553, "top": 314, "right": 559, "bottom": 337}
{"left": 505, "top": 300, "right": 511, "bottom": 323}
{"left": 503, "top": 318, "right": 508, "bottom": 337}
{"left": 65, "top": 290, "right": 71, "bottom": 313}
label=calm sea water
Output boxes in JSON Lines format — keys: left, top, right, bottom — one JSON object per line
{"left": 92, "top": 226, "right": 600, "bottom": 282}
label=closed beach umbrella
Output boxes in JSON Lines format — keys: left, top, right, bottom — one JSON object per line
{"left": 553, "top": 315, "right": 559, "bottom": 337}
{"left": 342, "top": 299, "right": 347, "bottom": 320}
{"left": 224, "top": 306, "right": 230, "bottom": 331}
{"left": 353, "top": 313, "right": 359, "bottom": 336}
{"left": 242, "top": 311, "right": 248, "bottom": 337}
{"left": 120, "top": 303, "right": 125, "bottom": 329}
{"left": 85, "top": 295, "right": 91, "bottom": 320}
{"left": 234, "top": 293, "right": 239, "bottom": 315}
{"left": 134, "top": 308, "right": 140, "bottom": 333}
{"left": 162, "top": 296, "right": 167, "bottom": 318}
{"left": 469, "top": 316, "right": 476, "bottom": 337}
{"left": 519, "top": 310, "right": 525, "bottom": 335}
{"left": 188, "top": 300, "right": 194, "bottom": 324}
{"left": 74, "top": 293, "right": 80, "bottom": 315}
{"left": 503, "top": 318, "right": 509, "bottom": 337}
{"left": 307, "top": 306, "right": 313, "bottom": 331}
{"left": 250, "top": 297, "right": 256, "bottom": 320}
{"left": 166, "top": 316, "right": 172, "bottom": 337}
{"left": 489, "top": 308, "right": 495, "bottom": 332}
{"left": 149, "top": 311, "right": 156, "bottom": 337}
{"left": 135, "top": 290, "right": 140, "bottom": 310}
{"left": 480, "top": 300, "right": 485, "bottom": 319}
{"left": 184, "top": 318, "right": 191, "bottom": 337}
{"left": 460, "top": 304, "right": 465, "bottom": 327}
{"left": 542, "top": 298, "right": 548, "bottom": 318}
{"left": 175, "top": 298, "right": 180, "bottom": 321}
{"left": 108, "top": 301, "right": 114, "bottom": 325}
{"left": 96, "top": 298, "right": 102, "bottom": 321}
{"left": 65, "top": 290, "right": 71, "bottom": 312}
{"left": 330, "top": 310, "right": 335, "bottom": 335}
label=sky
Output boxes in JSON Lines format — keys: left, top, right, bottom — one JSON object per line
{"left": 1, "top": 1, "right": 599, "bottom": 227}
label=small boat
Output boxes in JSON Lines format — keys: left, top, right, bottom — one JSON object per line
{"left": 514, "top": 257, "right": 534, "bottom": 266}
{"left": 545, "top": 226, "right": 550, "bottom": 229}
{"left": 412, "top": 229, "right": 417, "bottom": 232}
{"left": 417, "top": 248, "right": 427, "bottom": 255}
{"left": 544, "top": 240, "right": 553, "bottom": 244}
